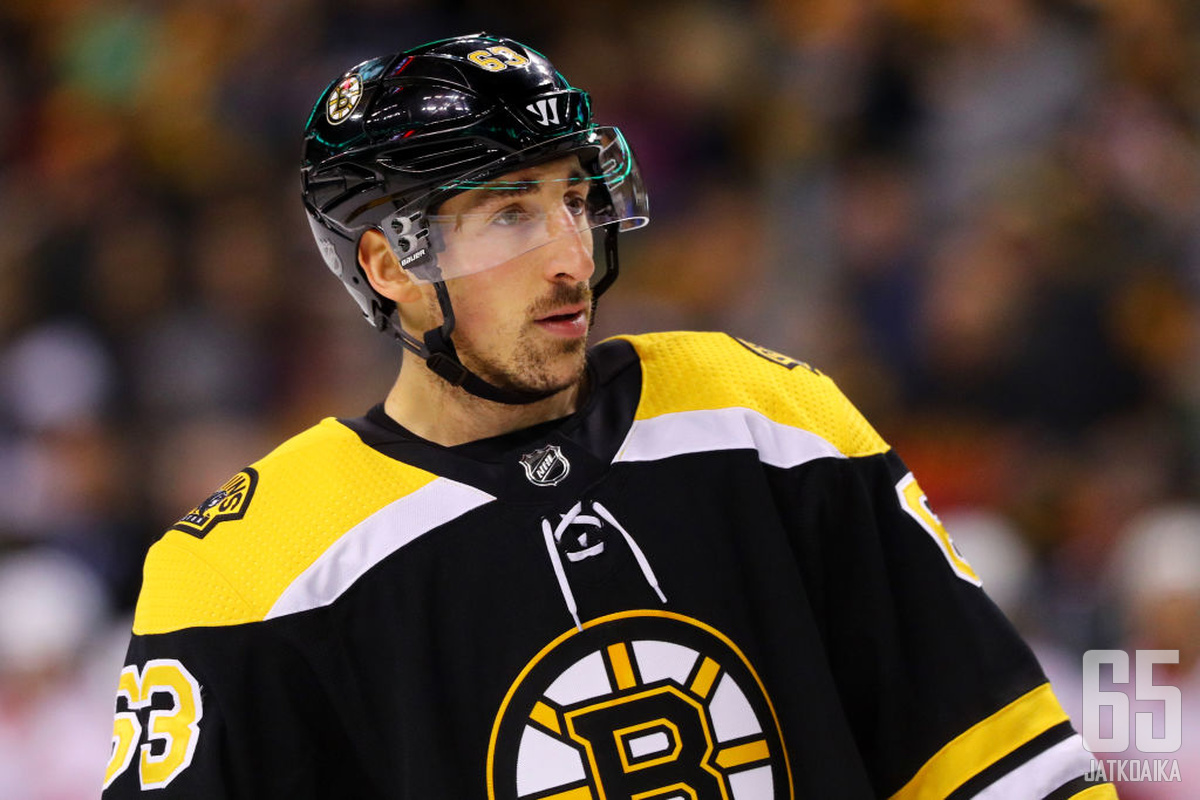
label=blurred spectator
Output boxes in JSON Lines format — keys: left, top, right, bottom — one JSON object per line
{"left": 943, "top": 506, "right": 1088, "bottom": 730}
{"left": 1, "top": 321, "right": 115, "bottom": 431}
{"left": 0, "top": 548, "right": 121, "bottom": 799}
{"left": 1103, "top": 505, "right": 1200, "bottom": 799}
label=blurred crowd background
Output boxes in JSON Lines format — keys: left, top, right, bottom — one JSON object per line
{"left": 2, "top": 0, "right": 1199, "bottom": 796}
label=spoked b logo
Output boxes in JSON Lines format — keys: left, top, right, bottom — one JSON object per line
{"left": 487, "top": 611, "right": 793, "bottom": 799}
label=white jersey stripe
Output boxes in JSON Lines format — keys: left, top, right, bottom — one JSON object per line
{"left": 616, "top": 407, "right": 848, "bottom": 468}
{"left": 973, "top": 734, "right": 1093, "bottom": 800}
{"left": 270, "top": 409, "right": 843, "bottom": 620}
{"left": 267, "top": 478, "right": 494, "bottom": 619}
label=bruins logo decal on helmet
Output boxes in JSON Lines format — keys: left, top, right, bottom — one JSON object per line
{"left": 488, "top": 611, "right": 793, "bottom": 799}
{"left": 325, "top": 73, "right": 363, "bottom": 124}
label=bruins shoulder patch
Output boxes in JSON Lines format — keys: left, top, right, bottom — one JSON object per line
{"left": 731, "top": 336, "right": 819, "bottom": 374}
{"left": 171, "top": 468, "right": 258, "bottom": 538}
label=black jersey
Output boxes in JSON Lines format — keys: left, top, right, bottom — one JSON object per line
{"left": 102, "top": 332, "right": 1115, "bottom": 799}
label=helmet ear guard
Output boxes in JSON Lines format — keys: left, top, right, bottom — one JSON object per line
{"left": 384, "top": 210, "right": 442, "bottom": 282}
{"left": 300, "top": 33, "right": 649, "bottom": 404}
{"left": 305, "top": 210, "right": 398, "bottom": 332}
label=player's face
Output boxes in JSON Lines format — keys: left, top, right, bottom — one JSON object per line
{"left": 433, "top": 156, "right": 597, "bottom": 396}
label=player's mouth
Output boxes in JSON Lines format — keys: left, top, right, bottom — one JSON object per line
{"left": 534, "top": 304, "right": 589, "bottom": 337}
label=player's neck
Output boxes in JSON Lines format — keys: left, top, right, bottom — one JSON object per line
{"left": 382, "top": 356, "right": 585, "bottom": 447}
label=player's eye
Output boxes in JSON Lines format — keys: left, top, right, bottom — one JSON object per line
{"left": 564, "top": 193, "right": 587, "bottom": 217}
{"left": 491, "top": 204, "right": 533, "bottom": 227}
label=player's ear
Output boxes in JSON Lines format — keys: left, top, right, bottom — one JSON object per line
{"left": 358, "top": 229, "right": 422, "bottom": 304}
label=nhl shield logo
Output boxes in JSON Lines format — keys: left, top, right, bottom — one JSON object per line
{"left": 520, "top": 444, "right": 570, "bottom": 487}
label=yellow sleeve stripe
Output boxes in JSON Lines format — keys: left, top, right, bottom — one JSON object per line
{"left": 134, "top": 419, "right": 447, "bottom": 635}
{"left": 264, "top": 476, "right": 494, "bottom": 620}
{"left": 889, "top": 683, "right": 1069, "bottom": 800}
{"left": 134, "top": 538, "right": 257, "bottom": 633}
{"left": 612, "top": 332, "right": 888, "bottom": 459}
{"left": 1072, "top": 784, "right": 1119, "bottom": 799}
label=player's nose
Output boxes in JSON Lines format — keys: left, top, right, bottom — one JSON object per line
{"left": 541, "top": 214, "right": 594, "bottom": 284}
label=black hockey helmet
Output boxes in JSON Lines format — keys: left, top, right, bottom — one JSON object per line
{"left": 301, "top": 33, "right": 649, "bottom": 404}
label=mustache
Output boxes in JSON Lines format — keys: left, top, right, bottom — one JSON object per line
{"left": 528, "top": 281, "right": 591, "bottom": 318}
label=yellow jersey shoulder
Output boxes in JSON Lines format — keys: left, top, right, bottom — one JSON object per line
{"left": 613, "top": 331, "right": 889, "bottom": 458}
{"left": 134, "top": 417, "right": 437, "bottom": 636}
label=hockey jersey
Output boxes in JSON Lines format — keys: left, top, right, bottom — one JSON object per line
{"left": 103, "top": 331, "right": 1117, "bottom": 799}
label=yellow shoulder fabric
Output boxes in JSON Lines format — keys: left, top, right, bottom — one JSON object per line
{"left": 613, "top": 331, "right": 889, "bottom": 458}
{"left": 133, "top": 418, "right": 437, "bottom": 635}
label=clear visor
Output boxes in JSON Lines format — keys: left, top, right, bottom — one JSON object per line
{"left": 382, "top": 126, "right": 648, "bottom": 284}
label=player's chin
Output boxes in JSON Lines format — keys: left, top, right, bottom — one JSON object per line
{"left": 517, "top": 345, "right": 588, "bottom": 396}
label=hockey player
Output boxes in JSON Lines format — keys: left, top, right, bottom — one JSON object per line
{"left": 103, "top": 33, "right": 1116, "bottom": 799}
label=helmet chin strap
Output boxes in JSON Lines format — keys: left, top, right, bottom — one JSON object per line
{"left": 389, "top": 228, "right": 621, "bottom": 406}
{"left": 421, "top": 281, "right": 556, "bottom": 405}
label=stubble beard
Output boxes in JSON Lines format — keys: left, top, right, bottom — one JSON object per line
{"left": 448, "top": 282, "right": 592, "bottom": 396}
